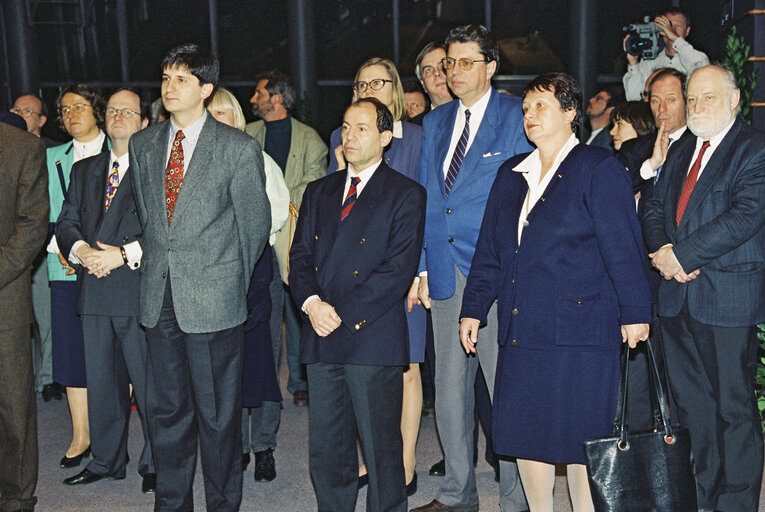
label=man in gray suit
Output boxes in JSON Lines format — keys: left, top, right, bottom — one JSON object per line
{"left": 129, "top": 43, "right": 270, "bottom": 511}
{"left": 0, "top": 120, "right": 49, "bottom": 512}
{"left": 57, "top": 88, "right": 155, "bottom": 493}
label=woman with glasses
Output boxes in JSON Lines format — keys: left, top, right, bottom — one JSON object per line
{"left": 328, "top": 57, "right": 425, "bottom": 496}
{"left": 46, "top": 83, "right": 108, "bottom": 470}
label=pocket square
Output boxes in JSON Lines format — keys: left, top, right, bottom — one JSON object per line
{"left": 483, "top": 152, "right": 502, "bottom": 157}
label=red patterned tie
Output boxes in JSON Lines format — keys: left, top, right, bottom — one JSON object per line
{"left": 341, "top": 177, "right": 360, "bottom": 221}
{"left": 165, "top": 130, "right": 185, "bottom": 225}
{"left": 676, "top": 140, "right": 710, "bottom": 226}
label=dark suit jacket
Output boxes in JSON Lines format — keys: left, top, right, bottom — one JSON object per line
{"left": 289, "top": 163, "right": 426, "bottom": 366}
{"left": 129, "top": 115, "right": 270, "bottom": 333}
{"left": 56, "top": 152, "right": 142, "bottom": 316}
{"left": 643, "top": 119, "right": 765, "bottom": 327}
{"left": 419, "top": 88, "right": 532, "bottom": 300}
{"left": 0, "top": 123, "right": 49, "bottom": 328}
{"left": 587, "top": 126, "right": 614, "bottom": 152}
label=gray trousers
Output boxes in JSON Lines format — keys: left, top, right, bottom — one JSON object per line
{"left": 30, "top": 254, "right": 53, "bottom": 391}
{"left": 242, "top": 252, "right": 282, "bottom": 453}
{"left": 432, "top": 267, "right": 527, "bottom": 511}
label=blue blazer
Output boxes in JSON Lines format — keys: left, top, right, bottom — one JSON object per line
{"left": 289, "top": 163, "right": 426, "bottom": 366}
{"left": 460, "top": 144, "right": 652, "bottom": 350}
{"left": 419, "top": 88, "right": 532, "bottom": 300}
{"left": 642, "top": 119, "right": 765, "bottom": 327}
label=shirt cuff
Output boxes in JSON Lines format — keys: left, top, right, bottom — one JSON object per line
{"left": 123, "top": 241, "right": 142, "bottom": 270}
{"left": 418, "top": 271, "right": 428, "bottom": 277}
{"left": 640, "top": 159, "right": 657, "bottom": 180}
{"left": 302, "top": 295, "right": 320, "bottom": 313}
{"left": 46, "top": 235, "right": 60, "bottom": 255}
{"left": 69, "top": 240, "right": 88, "bottom": 265}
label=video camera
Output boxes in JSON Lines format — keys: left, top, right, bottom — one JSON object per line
{"left": 623, "top": 16, "right": 666, "bottom": 60}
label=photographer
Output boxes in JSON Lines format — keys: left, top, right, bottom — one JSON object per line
{"left": 622, "top": 9, "right": 708, "bottom": 101}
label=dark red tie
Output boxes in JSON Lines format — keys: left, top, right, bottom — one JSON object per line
{"left": 341, "top": 177, "right": 360, "bottom": 221}
{"left": 676, "top": 140, "right": 710, "bottom": 226}
{"left": 165, "top": 130, "right": 185, "bottom": 225}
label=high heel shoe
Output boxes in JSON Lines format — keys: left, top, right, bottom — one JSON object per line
{"left": 59, "top": 446, "right": 91, "bottom": 468}
{"left": 406, "top": 472, "right": 418, "bottom": 496}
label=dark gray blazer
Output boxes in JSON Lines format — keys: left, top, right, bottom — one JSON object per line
{"left": 643, "top": 119, "right": 765, "bottom": 327}
{"left": 56, "top": 152, "right": 142, "bottom": 316}
{"left": 129, "top": 115, "right": 270, "bottom": 333}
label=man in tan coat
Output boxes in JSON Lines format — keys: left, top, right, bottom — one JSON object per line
{"left": 0, "top": 118, "right": 49, "bottom": 512}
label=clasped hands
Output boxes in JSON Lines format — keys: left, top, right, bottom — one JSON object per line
{"left": 74, "top": 242, "right": 124, "bottom": 278}
{"left": 305, "top": 299, "right": 342, "bottom": 337}
{"left": 649, "top": 245, "right": 700, "bottom": 283}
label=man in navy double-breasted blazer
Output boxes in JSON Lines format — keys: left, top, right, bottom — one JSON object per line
{"left": 644, "top": 65, "right": 765, "bottom": 512}
{"left": 290, "top": 98, "right": 425, "bottom": 512}
{"left": 414, "top": 25, "right": 531, "bottom": 512}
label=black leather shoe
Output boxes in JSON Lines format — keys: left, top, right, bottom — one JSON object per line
{"left": 59, "top": 446, "right": 91, "bottom": 468}
{"left": 357, "top": 473, "right": 368, "bottom": 489}
{"left": 429, "top": 459, "right": 445, "bottom": 476}
{"left": 253, "top": 448, "right": 276, "bottom": 481}
{"left": 292, "top": 390, "right": 309, "bottom": 407}
{"left": 42, "top": 383, "right": 63, "bottom": 401}
{"left": 406, "top": 472, "right": 418, "bottom": 496}
{"left": 242, "top": 452, "right": 250, "bottom": 471}
{"left": 142, "top": 473, "right": 156, "bottom": 494}
{"left": 63, "top": 468, "right": 113, "bottom": 485}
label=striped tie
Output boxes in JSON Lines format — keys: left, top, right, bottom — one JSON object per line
{"left": 445, "top": 109, "right": 470, "bottom": 196}
{"left": 104, "top": 160, "right": 120, "bottom": 211}
{"left": 341, "top": 177, "right": 360, "bottom": 221}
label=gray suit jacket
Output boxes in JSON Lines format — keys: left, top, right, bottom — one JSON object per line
{"left": 129, "top": 115, "right": 270, "bottom": 333}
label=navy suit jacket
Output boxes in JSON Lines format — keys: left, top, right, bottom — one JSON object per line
{"left": 419, "top": 88, "right": 532, "bottom": 300}
{"left": 643, "top": 119, "right": 765, "bottom": 327}
{"left": 56, "top": 152, "right": 142, "bottom": 316}
{"left": 289, "top": 163, "right": 426, "bottom": 366}
{"left": 460, "top": 144, "right": 652, "bottom": 350}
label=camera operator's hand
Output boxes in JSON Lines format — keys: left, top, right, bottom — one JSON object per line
{"left": 654, "top": 16, "right": 679, "bottom": 43}
{"left": 623, "top": 34, "right": 639, "bottom": 66}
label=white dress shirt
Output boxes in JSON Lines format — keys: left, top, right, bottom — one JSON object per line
{"left": 441, "top": 87, "right": 492, "bottom": 179}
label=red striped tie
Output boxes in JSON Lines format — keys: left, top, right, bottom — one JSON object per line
{"left": 676, "top": 140, "right": 710, "bottom": 226}
{"left": 341, "top": 177, "right": 360, "bottom": 221}
{"left": 445, "top": 109, "right": 471, "bottom": 196}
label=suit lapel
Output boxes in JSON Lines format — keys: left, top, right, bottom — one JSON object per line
{"left": 98, "top": 167, "right": 134, "bottom": 240}
{"left": 171, "top": 116, "right": 216, "bottom": 227}
{"left": 87, "top": 154, "right": 109, "bottom": 239}
{"left": 146, "top": 122, "right": 172, "bottom": 231}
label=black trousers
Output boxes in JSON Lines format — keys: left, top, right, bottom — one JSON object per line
{"left": 660, "top": 303, "right": 763, "bottom": 512}
{"left": 144, "top": 281, "right": 243, "bottom": 512}
{"left": 307, "top": 362, "right": 406, "bottom": 512}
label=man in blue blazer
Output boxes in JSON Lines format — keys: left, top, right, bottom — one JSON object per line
{"left": 643, "top": 65, "right": 765, "bottom": 512}
{"left": 290, "top": 98, "right": 425, "bottom": 512}
{"left": 57, "top": 88, "right": 155, "bottom": 492}
{"left": 413, "top": 25, "right": 531, "bottom": 512}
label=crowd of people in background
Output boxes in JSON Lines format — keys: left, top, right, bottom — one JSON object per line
{"left": 1, "top": 8, "right": 764, "bottom": 512}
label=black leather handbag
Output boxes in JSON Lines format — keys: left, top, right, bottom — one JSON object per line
{"left": 583, "top": 340, "right": 698, "bottom": 511}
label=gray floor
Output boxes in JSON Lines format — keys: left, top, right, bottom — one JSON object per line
{"left": 34, "top": 339, "right": 765, "bottom": 511}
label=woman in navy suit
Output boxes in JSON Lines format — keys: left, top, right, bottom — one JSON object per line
{"left": 328, "top": 57, "right": 424, "bottom": 494}
{"left": 459, "top": 73, "right": 652, "bottom": 510}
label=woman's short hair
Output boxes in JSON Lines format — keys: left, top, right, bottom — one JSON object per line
{"left": 208, "top": 88, "right": 246, "bottom": 131}
{"left": 610, "top": 101, "right": 656, "bottom": 137}
{"left": 521, "top": 72, "right": 583, "bottom": 133}
{"left": 55, "top": 83, "right": 106, "bottom": 132}
{"left": 352, "top": 57, "right": 407, "bottom": 122}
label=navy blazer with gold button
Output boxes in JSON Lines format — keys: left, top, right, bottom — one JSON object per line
{"left": 289, "top": 162, "right": 426, "bottom": 366}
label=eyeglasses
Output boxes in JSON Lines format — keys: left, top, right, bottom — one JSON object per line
{"left": 441, "top": 57, "right": 488, "bottom": 71}
{"left": 420, "top": 65, "right": 443, "bottom": 78}
{"left": 59, "top": 103, "right": 91, "bottom": 116}
{"left": 106, "top": 107, "right": 139, "bottom": 119}
{"left": 352, "top": 79, "right": 392, "bottom": 93}
{"left": 10, "top": 107, "right": 42, "bottom": 118}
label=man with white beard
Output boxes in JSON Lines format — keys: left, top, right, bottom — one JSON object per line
{"left": 643, "top": 64, "right": 765, "bottom": 512}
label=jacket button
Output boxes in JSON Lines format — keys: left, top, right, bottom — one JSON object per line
{"left": 445, "top": 208, "right": 452, "bottom": 214}
{"left": 540, "top": 197, "right": 546, "bottom": 202}
{"left": 352, "top": 270, "right": 359, "bottom": 277}
{"left": 123, "top": 236, "right": 129, "bottom": 242}
{"left": 511, "top": 339, "right": 518, "bottom": 346}
{"left": 359, "top": 238, "right": 366, "bottom": 244}
{"left": 162, "top": 272, "right": 167, "bottom": 279}
{"left": 512, "top": 308, "right": 519, "bottom": 315}
{"left": 557, "top": 174, "right": 563, "bottom": 179}
{"left": 448, "top": 237, "right": 454, "bottom": 243}
{"left": 514, "top": 249, "right": 518, "bottom": 254}
{"left": 355, "top": 323, "right": 361, "bottom": 330}
{"left": 313, "top": 266, "right": 318, "bottom": 271}
{"left": 314, "top": 234, "right": 318, "bottom": 240}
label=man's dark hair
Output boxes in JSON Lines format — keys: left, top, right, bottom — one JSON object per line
{"left": 522, "top": 72, "right": 583, "bottom": 132}
{"left": 109, "top": 87, "right": 151, "bottom": 122}
{"left": 602, "top": 85, "right": 625, "bottom": 109}
{"left": 415, "top": 41, "right": 446, "bottom": 79}
{"left": 648, "top": 68, "right": 687, "bottom": 99}
{"left": 55, "top": 83, "right": 106, "bottom": 131}
{"left": 15, "top": 91, "right": 48, "bottom": 117}
{"left": 610, "top": 101, "right": 656, "bottom": 137}
{"left": 347, "top": 97, "right": 393, "bottom": 134}
{"left": 664, "top": 8, "right": 690, "bottom": 27}
{"left": 161, "top": 43, "right": 219, "bottom": 87}
{"left": 254, "top": 70, "right": 296, "bottom": 112}
{"left": 445, "top": 25, "right": 500, "bottom": 71}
